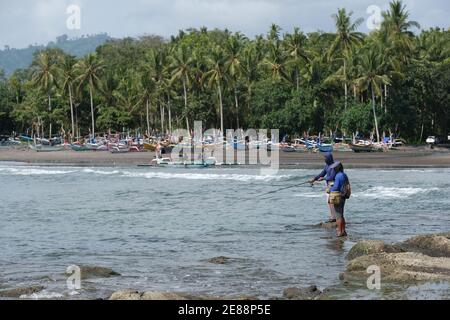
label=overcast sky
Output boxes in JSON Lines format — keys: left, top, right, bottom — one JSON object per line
{"left": 1, "top": 0, "right": 448, "bottom": 49}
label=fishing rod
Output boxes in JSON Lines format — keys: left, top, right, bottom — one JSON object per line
{"left": 255, "top": 180, "right": 314, "bottom": 199}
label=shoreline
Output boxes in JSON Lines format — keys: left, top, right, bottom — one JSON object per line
{"left": 1, "top": 146, "right": 450, "bottom": 169}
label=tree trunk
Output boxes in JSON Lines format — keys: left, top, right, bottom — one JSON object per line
{"left": 146, "top": 99, "right": 150, "bottom": 136}
{"left": 168, "top": 95, "right": 172, "bottom": 136}
{"left": 371, "top": 85, "right": 380, "bottom": 143}
{"left": 183, "top": 78, "right": 190, "bottom": 134}
{"left": 160, "top": 103, "right": 165, "bottom": 135}
{"left": 234, "top": 88, "right": 239, "bottom": 129}
{"left": 343, "top": 59, "right": 348, "bottom": 110}
{"left": 89, "top": 80, "right": 95, "bottom": 140}
{"left": 69, "top": 85, "right": 75, "bottom": 142}
{"left": 48, "top": 95, "right": 52, "bottom": 139}
{"left": 296, "top": 69, "right": 300, "bottom": 92}
{"left": 218, "top": 83, "right": 224, "bottom": 137}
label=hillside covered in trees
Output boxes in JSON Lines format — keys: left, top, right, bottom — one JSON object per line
{"left": 0, "top": 1, "right": 449, "bottom": 143}
{"left": 0, "top": 34, "right": 110, "bottom": 75}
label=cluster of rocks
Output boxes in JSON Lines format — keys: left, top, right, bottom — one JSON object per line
{"left": 344, "top": 232, "right": 450, "bottom": 283}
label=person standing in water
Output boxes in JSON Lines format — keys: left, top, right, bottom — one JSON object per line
{"left": 329, "top": 162, "right": 350, "bottom": 237}
{"left": 309, "top": 152, "right": 337, "bottom": 222}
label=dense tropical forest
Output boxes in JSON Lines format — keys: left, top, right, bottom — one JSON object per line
{"left": 0, "top": 1, "right": 449, "bottom": 143}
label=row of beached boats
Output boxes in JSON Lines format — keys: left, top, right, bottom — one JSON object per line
{"left": 3, "top": 135, "right": 404, "bottom": 154}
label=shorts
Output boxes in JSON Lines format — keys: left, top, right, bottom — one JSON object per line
{"left": 333, "top": 199, "right": 346, "bottom": 220}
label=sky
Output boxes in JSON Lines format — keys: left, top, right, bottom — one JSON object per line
{"left": 0, "top": 0, "right": 449, "bottom": 49}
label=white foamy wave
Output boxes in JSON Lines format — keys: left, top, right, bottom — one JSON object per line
{"left": 20, "top": 291, "right": 64, "bottom": 299}
{"left": 82, "top": 168, "right": 120, "bottom": 175}
{"left": 355, "top": 187, "right": 439, "bottom": 199}
{"left": 120, "top": 171, "right": 289, "bottom": 182}
{"left": 0, "top": 167, "right": 77, "bottom": 176}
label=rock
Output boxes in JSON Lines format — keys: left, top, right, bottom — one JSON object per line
{"left": 282, "top": 285, "right": 323, "bottom": 300}
{"left": 0, "top": 285, "right": 45, "bottom": 298}
{"left": 346, "top": 252, "right": 450, "bottom": 282}
{"left": 347, "top": 240, "right": 388, "bottom": 261}
{"left": 401, "top": 234, "right": 450, "bottom": 258}
{"left": 79, "top": 266, "right": 120, "bottom": 279}
{"left": 109, "top": 289, "right": 142, "bottom": 300}
{"left": 141, "top": 291, "right": 189, "bottom": 300}
{"left": 110, "top": 290, "right": 222, "bottom": 301}
{"left": 208, "top": 256, "right": 231, "bottom": 265}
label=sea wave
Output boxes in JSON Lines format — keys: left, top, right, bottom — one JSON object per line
{"left": 0, "top": 167, "right": 77, "bottom": 175}
{"left": 20, "top": 290, "right": 64, "bottom": 299}
{"left": 355, "top": 186, "right": 439, "bottom": 199}
{"left": 119, "top": 171, "right": 290, "bottom": 182}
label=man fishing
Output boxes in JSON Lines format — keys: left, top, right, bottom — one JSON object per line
{"left": 309, "top": 152, "right": 336, "bottom": 223}
{"left": 328, "top": 162, "right": 350, "bottom": 237}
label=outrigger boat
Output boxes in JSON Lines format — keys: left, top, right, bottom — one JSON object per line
{"left": 30, "top": 144, "right": 65, "bottom": 152}
{"left": 349, "top": 143, "right": 383, "bottom": 153}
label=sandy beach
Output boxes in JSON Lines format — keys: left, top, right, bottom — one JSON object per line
{"left": 1, "top": 146, "right": 450, "bottom": 168}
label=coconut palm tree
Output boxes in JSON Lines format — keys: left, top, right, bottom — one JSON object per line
{"left": 75, "top": 54, "right": 105, "bottom": 139}
{"left": 284, "top": 27, "right": 310, "bottom": 91}
{"left": 225, "top": 34, "right": 246, "bottom": 128}
{"left": 31, "top": 51, "right": 59, "bottom": 139}
{"left": 204, "top": 47, "right": 228, "bottom": 135}
{"left": 242, "top": 46, "right": 260, "bottom": 124}
{"left": 263, "top": 43, "right": 288, "bottom": 82}
{"left": 170, "top": 45, "right": 194, "bottom": 133}
{"left": 328, "top": 8, "right": 364, "bottom": 109}
{"left": 59, "top": 55, "right": 77, "bottom": 140}
{"left": 355, "top": 48, "right": 391, "bottom": 142}
{"left": 380, "top": 0, "right": 420, "bottom": 64}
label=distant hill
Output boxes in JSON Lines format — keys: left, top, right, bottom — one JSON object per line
{"left": 0, "top": 34, "right": 111, "bottom": 75}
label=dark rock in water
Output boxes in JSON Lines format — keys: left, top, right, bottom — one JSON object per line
{"left": 0, "top": 285, "right": 45, "bottom": 298}
{"left": 80, "top": 265, "right": 121, "bottom": 279}
{"left": 282, "top": 285, "right": 323, "bottom": 300}
{"left": 208, "top": 256, "right": 231, "bottom": 265}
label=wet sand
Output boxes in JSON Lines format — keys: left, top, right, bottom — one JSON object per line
{"left": 0, "top": 146, "right": 449, "bottom": 168}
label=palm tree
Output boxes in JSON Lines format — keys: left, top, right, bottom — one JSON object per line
{"left": 381, "top": 0, "right": 420, "bottom": 64}
{"left": 263, "top": 43, "right": 288, "bottom": 82}
{"left": 59, "top": 55, "right": 77, "bottom": 140}
{"left": 284, "top": 27, "right": 310, "bottom": 91}
{"left": 31, "top": 51, "right": 58, "bottom": 138}
{"left": 75, "top": 54, "right": 104, "bottom": 139}
{"left": 170, "top": 45, "right": 194, "bottom": 133}
{"left": 242, "top": 46, "right": 260, "bottom": 124}
{"left": 204, "top": 47, "right": 228, "bottom": 136}
{"left": 225, "top": 34, "right": 245, "bottom": 128}
{"left": 328, "top": 8, "right": 364, "bottom": 109}
{"left": 355, "top": 49, "right": 391, "bottom": 142}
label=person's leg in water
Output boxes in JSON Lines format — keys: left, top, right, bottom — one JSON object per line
{"left": 334, "top": 201, "right": 347, "bottom": 237}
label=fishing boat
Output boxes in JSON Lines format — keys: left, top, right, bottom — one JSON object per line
{"left": 349, "top": 143, "right": 382, "bottom": 153}
{"left": 70, "top": 144, "right": 89, "bottom": 152}
{"left": 110, "top": 145, "right": 129, "bottom": 154}
{"left": 30, "top": 144, "right": 65, "bottom": 152}
{"left": 318, "top": 144, "right": 333, "bottom": 153}
{"left": 150, "top": 157, "right": 172, "bottom": 166}
{"left": 19, "top": 136, "right": 33, "bottom": 143}
{"left": 282, "top": 145, "right": 296, "bottom": 153}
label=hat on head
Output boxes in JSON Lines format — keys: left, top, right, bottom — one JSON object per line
{"left": 330, "top": 161, "right": 342, "bottom": 169}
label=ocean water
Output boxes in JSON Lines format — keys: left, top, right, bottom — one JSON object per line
{"left": 0, "top": 163, "right": 449, "bottom": 300}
